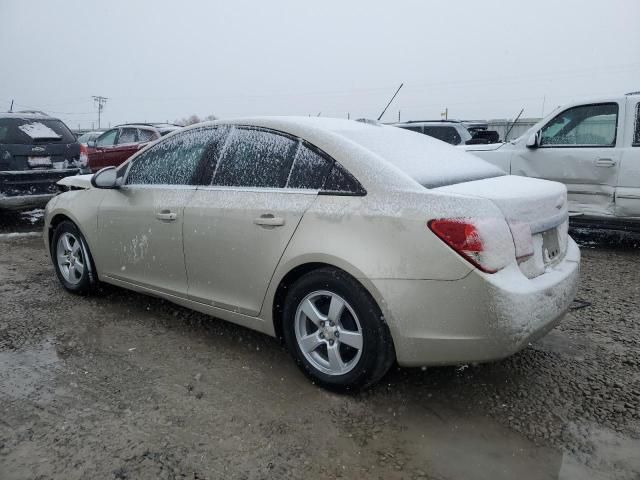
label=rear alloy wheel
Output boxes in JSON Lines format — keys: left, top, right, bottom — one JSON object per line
{"left": 283, "top": 268, "right": 395, "bottom": 391}
{"left": 51, "top": 220, "right": 97, "bottom": 294}
{"left": 295, "top": 290, "right": 364, "bottom": 376}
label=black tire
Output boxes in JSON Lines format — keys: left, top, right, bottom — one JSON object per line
{"left": 50, "top": 220, "right": 98, "bottom": 294}
{"left": 282, "top": 267, "right": 395, "bottom": 392}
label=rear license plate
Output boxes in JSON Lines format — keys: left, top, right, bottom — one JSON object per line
{"left": 28, "top": 156, "right": 52, "bottom": 168}
{"left": 542, "top": 228, "right": 560, "bottom": 263}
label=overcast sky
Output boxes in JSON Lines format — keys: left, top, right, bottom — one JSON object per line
{"left": 1, "top": 0, "right": 639, "bottom": 129}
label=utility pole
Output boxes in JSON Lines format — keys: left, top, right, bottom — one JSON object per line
{"left": 9, "top": 100, "right": 14, "bottom": 112}
{"left": 92, "top": 96, "right": 108, "bottom": 129}
{"left": 441, "top": 108, "right": 448, "bottom": 120}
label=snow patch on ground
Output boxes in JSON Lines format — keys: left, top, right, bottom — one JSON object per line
{"left": 0, "top": 231, "right": 41, "bottom": 240}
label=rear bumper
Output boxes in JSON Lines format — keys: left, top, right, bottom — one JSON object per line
{"left": 374, "top": 238, "right": 581, "bottom": 367}
{"left": 0, "top": 169, "right": 80, "bottom": 210}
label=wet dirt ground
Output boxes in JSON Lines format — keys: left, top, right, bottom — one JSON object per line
{"left": 1, "top": 215, "right": 639, "bottom": 479}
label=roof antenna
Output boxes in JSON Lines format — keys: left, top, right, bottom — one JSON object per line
{"left": 377, "top": 83, "right": 403, "bottom": 121}
{"left": 504, "top": 108, "right": 524, "bottom": 142}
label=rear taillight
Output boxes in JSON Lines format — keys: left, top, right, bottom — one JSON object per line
{"left": 428, "top": 218, "right": 514, "bottom": 273}
{"left": 79, "top": 144, "right": 88, "bottom": 167}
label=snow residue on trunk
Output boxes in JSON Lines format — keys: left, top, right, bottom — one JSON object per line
{"left": 18, "top": 122, "right": 61, "bottom": 140}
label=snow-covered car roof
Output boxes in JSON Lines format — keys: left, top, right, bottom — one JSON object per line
{"left": 182, "top": 116, "right": 504, "bottom": 191}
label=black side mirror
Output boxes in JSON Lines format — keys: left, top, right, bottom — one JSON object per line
{"left": 91, "top": 166, "right": 119, "bottom": 189}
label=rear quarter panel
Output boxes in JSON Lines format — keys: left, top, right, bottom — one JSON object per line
{"left": 260, "top": 190, "right": 505, "bottom": 332}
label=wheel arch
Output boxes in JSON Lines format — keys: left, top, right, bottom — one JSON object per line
{"left": 267, "top": 256, "right": 392, "bottom": 344}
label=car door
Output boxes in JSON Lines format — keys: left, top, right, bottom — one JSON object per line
{"left": 97, "top": 128, "right": 214, "bottom": 296}
{"left": 183, "top": 127, "right": 328, "bottom": 316}
{"left": 90, "top": 128, "right": 118, "bottom": 171}
{"left": 615, "top": 98, "right": 640, "bottom": 218}
{"left": 511, "top": 102, "right": 623, "bottom": 217}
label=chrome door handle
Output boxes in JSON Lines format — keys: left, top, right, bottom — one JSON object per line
{"left": 254, "top": 214, "right": 285, "bottom": 227}
{"left": 595, "top": 158, "right": 616, "bottom": 167}
{"left": 156, "top": 211, "right": 177, "bottom": 221}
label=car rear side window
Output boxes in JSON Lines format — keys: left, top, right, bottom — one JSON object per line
{"left": 423, "top": 126, "right": 462, "bottom": 145}
{"left": 212, "top": 128, "right": 297, "bottom": 188}
{"left": 137, "top": 129, "right": 157, "bottom": 143}
{"left": 406, "top": 126, "right": 423, "bottom": 133}
{"left": 287, "top": 143, "right": 333, "bottom": 189}
{"left": 321, "top": 163, "right": 366, "bottom": 195}
{"left": 126, "top": 128, "right": 214, "bottom": 185}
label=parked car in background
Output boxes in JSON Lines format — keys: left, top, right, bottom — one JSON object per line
{"left": 465, "top": 92, "right": 640, "bottom": 230}
{"left": 0, "top": 112, "right": 84, "bottom": 210}
{"left": 76, "top": 131, "right": 104, "bottom": 145}
{"left": 46, "top": 117, "right": 579, "bottom": 390}
{"left": 86, "top": 123, "right": 181, "bottom": 171}
{"left": 394, "top": 120, "right": 500, "bottom": 146}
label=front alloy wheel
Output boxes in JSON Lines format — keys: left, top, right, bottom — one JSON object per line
{"left": 56, "top": 232, "right": 85, "bottom": 285}
{"left": 51, "top": 220, "right": 97, "bottom": 294}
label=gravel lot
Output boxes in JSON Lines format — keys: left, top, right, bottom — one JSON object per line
{"left": 1, "top": 214, "right": 639, "bottom": 480}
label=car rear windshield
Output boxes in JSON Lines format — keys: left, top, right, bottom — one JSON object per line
{"left": 0, "top": 117, "right": 76, "bottom": 144}
{"left": 335, "top": 124, "right": 504, "bottom": 188}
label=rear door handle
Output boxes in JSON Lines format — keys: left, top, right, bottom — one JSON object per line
{"left": 254, "top": 214, "right": 285, "bottom": 227}
{"left": 595, "top": 158, "right": 616, "bottom": 167}
{"left": 156, "top": 210, "right": 177, "bottom": 221}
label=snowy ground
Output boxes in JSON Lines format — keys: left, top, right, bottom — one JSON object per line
{"left": 0, "top": 217, "right": 638, "bottom": 479}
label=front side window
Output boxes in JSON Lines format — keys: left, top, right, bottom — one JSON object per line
{"left": 540, "top": 103, "right": 618, "bottom": 147}
{"left": 423, "top": 126, "right": 462, "bottom": 145}
{"left": 634, "top": 103, "right": 640, "bottom": 147}
{"left": 125, "top": 128, "right": 214, "bottom": 185}
{"left": 287, "top": 143, "right": 333, "bottom": 189}
{"left": 212, "top": 128, "right": 297, "bottom": 188}
{"left": 96, "top": 129, "right": 118, "bottom": 147}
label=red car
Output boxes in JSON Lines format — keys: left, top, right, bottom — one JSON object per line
{"left": 86, "top": 123, "right": 180, "bottom": 171}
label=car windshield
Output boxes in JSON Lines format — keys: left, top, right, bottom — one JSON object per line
{"left": 334, "top": 124, "right": 504, "bottom": 188}
{"left": 0, "top": 117, "right": 76, "bottom": 144}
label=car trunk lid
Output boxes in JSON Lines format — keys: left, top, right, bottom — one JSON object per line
{"left": 434, "top": 175, "right": 569, "bottom": 278}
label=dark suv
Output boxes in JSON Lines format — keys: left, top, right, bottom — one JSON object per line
{"left": 0, "top": 113, "right": 84, "bottom": 210}
{"left": 86, "top": 123, "right": 181, "bottom": 172}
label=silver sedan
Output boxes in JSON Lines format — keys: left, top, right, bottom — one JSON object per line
{"left": 44, "top": 117, "right": 580, "bottom": 390}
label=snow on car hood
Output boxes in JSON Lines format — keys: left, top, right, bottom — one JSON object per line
{"left": 57, "top": 174, "right": 93, "bottom": 189}
{"left": 434, "top": 175, "right": 567, "bottom": 232}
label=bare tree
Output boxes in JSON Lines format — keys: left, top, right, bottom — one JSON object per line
{"left": 174, "top": 114, "right": 217, "bottom": 126}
